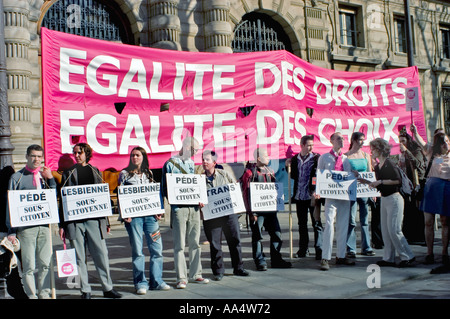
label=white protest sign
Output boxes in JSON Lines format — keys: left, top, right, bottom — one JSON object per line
{"left": 405, "top": 87, "right": 420, "bottom": 111}
{"left": 250, "top": 182, "right": 285, "bottom": 212}
{"left": 166, "top": 174, "right": 208, "bottom": 205}
{"left": 357, "top": 172, "right": 381, "bottom": 198}
{"left": 202, "top": 183, "right": 246, "bottom": 220}
{"left": 56, "top": 248, "right": 78, "bottom": 278}
{"left": 316, "top": 170, "right": 357, "bottom": 201}
{"left": 61, "top": 183, "right": 112, "bottom": 222}
{"left": 118, "top": 183, "right": 165, "bottom": 218}
{"left": 8, "top": 189, "right": 59, "bottom": 227}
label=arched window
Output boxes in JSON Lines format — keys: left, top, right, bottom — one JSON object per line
{"left": 41, "top": 0, "right": 134, "bottom": 44}
{"left": 232, "top": 12, "right": 292, "bottom": 53}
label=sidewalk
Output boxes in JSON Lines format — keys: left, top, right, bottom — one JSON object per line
{"left": 43, "top": 210, "right": 446, "bottom": 300}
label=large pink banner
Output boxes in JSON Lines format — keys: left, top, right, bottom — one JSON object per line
{"left": 41, "top": 28, "right": 426, "bottom": 171}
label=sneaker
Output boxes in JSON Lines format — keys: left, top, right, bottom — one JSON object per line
{"left": 361, "top": 250, "right": 376, "bottom": 256}
{"left": 296, "top": 249, "right": 309, "bottom": 258}
{"left": 320, "top": 259, "right": 329, "bottom": 271}
{"left": 256, "top": 264, "right": 268, "bottom": 271}
{"left": 156, "top": 283, "right": 171, "bottom": 291}
{"left": 233, "top": 269, "right": 249, "bottom": 276}
{"left": 397, "top": 257, "right": 416, "bottom": 268}
{"left": 136, "top": 288, "right": 147, "bottom": 295}
{"left": 213, "top": 274, "right": 224, "bottom": 281}
{"left": 176, "top": 281, "right": 187, "bottom": 289}
{"left": 346, "top": 251, "right": 356, "bottom": 259}
{"left": 189, "top": 277, "right": 210, "bottom": 284}
{"left": 336, "top": 257, "right": 355, "bottom": 265}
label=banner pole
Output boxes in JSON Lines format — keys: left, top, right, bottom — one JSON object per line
{"left": 49, "top": 224, "right": 56, "bottom": 299}
{"left": 287, "top": 164, "right": 293, "bottom": 259}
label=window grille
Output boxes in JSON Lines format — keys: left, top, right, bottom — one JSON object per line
{"left": 41, "top": 0, "right": 124, "bottom": 42}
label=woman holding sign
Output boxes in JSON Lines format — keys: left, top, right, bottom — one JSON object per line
{"left": 362, "top": 138, "right": 415, "bottom": 267}
{"left": 118, "top": 147, "right": 170, "bottom": 294}
{"left": 420, "top": 133, "right": 450, "bottom": 270}
{"left": 59, "top": 143, "right": 122, "bottom": 299}
{"left": 345, "top": 132, "right": 375, "bottom": 258}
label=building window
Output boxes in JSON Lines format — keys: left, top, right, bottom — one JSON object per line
{"left": 232, "top": 12, "right": 292, "bottom": 53}
{"left": 443, "top": 88, "right": 450, "bottom": 134}
{"left": 339, "top": 7, "right": 358, "bottom": 47}
{"left": 394, "top": 16, "right": 407, "bottom": 53}
{"left": 41, "top": 0, "right": 133, "bottom": 44}
{"left": 394, "top": 15, "right": 415, "bottom": 54}
{"left": 441, "top": 25, "right": 450, "bottom": 59}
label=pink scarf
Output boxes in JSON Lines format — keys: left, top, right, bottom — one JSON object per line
{"left": 330, "top": 150, "right": 344, "bottom": 171}
{"left": 25, "top": 166, "right": 41, "bottom": 188}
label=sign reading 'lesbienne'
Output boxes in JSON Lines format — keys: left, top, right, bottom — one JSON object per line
{"left": 61, "top": 183, "right": 112, "bottom": 222}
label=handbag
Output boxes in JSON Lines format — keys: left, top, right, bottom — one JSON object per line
{"left": 55, "top": 237, "right": 78, "bottom": 278}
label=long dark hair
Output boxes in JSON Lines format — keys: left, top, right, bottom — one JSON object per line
{"left": 124, "top": 146, "right": 153, "bottom": 181}
{"left": 348, "top": 132, "right": 365, "bottom": 151}
{"left": 399, "top": 132, "right": 425, "bottom": 157}
{"left": 432, "top": 133, "right": 449, "bottom": 156}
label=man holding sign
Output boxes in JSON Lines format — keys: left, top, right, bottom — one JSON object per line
{"left": 241, "top": 148, "right": 292, "bottom": 271}
{"left": 161, "top": 137, "right": 209, "bottom": 289}
{"left": 6, "top": 144, "right": 56, "bottom": 299}
{"left": 59, "top": 143, "right": 121, "bottom": 299}
{"left": 200, "top": 150, "right": 249, "bottom": 281}
{"left": 317, "top": 133, "right": 354, "bottom": 271}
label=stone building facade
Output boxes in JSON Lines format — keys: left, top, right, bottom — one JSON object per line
{"left": 3, "top": 0, "right": 450, "bottom": 167}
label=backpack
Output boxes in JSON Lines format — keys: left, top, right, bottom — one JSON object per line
{"left": 396, "top": 166, "right": 414, "bottom": 198}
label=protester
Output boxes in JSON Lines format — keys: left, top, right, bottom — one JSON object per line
{"left": 241, "top": 147, "right": 292, "bottom": 270}
{"left": 59, "top": 142, "right": 122, "bottom": 299}
{"left": 345, "top": 132, "right": 375, "bottom": 257}
{"left": 161, "top": 136, "right": 209, "bottom": 289}
{"left": 287, "top": 135, "right": 322, "bottom": 260}
{"left": 0, "top": 165, "right": 27, "bottom": 299}
{"left": 6, "top": 144, "right": 55, "bottom": 299}
{"left": 398, "top": 132, "right": 426, "bottom": 245}
{"left": 362, "top": 138, "right": 415, "bottom": 267}
{"left": 420, "top": 133, "right": 450, "bottom": 268}
{"left": 410, "top": 124, "right": 445, "bottom": 155}
{"left": 199, "top": 150, "right": 249, "bottom": 281}
{"left": 119, "top": 146, "right": 170, "bottom": 294}
{"left": 317, "top": 132, "right": 354, "bottom": 271}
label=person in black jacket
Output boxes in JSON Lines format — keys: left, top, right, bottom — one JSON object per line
{"left": 287, "top": 135, "right": 323, "bottom": 260}
{"left": 59, "top": 143, "right": 121, "bottom": 299}
{"left": 398, "top": 132, "right": 427, "bottom": 245}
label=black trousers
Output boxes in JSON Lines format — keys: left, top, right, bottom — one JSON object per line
{"left": 296, "top": 199, "right": 323, "bottom": 254}
{"left": 203, "top": 214, "right": 244, "bottom": 275}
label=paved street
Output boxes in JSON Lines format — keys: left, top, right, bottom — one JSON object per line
{"left": 1, "top": 210, "right": 449, "bottom": 309}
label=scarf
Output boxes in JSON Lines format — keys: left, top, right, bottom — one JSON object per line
{"left": 330, "top": 149, "right": 344, "bottom": 171}
{"left": 25, "top": 166, "right": 41, "bottom": 188}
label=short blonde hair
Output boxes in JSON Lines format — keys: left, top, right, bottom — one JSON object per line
{"left": 369, "top": 138, "right": 391, "bottom": 157}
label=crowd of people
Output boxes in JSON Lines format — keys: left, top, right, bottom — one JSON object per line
{"left": 0, "top": 124, "right": 449, "bottom": 299}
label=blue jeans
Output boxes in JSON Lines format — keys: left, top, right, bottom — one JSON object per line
{"left": 347, "top": 197, "right": 373, "bottom": 254}
{"left": 125, "top": 216, "right": 165, "bottom": 290}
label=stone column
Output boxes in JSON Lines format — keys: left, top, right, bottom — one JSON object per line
{"left": 4, "top": 0, "right": 33, "bottom": 167}
{"left": 149, "top": 0, "right": 181, "bottom": 50}
{"left": 203, "top": 0, "right": 232, "bottom": 53}
{"left": 0, "top": 0, "right": 14, "bottom": 169}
